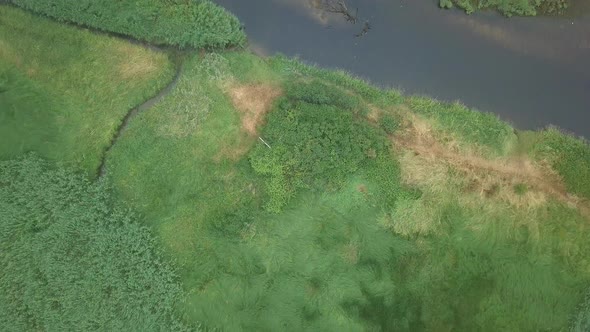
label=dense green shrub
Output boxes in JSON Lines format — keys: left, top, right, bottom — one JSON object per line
{"left": 439, "top": 0, "right": 454, "bottom": 9}
{"left": 0, "top": 155, "right": 189, "bottom": 331}
{"left": 250, "top": 81, "right": 388, "bottom": 211}
{"left": 367, "top": 155, "right": 412, "bottom": 208}
{"left": 285, "top": 80, "right": 364, "bottom": 112}
{"left": 9, "top": 0, "right": 246, "bottom": 48}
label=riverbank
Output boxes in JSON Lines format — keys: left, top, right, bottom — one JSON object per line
{"left": 1, "top": 3, "right": 590, "bottom": 331}
{"left": 216, "top": 0, "right": 590, "bottom": 140}
{"left": 103, "top": 50, "right": 590, "bottom": 330}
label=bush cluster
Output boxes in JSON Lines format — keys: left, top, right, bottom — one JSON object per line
{"left": 9, "top": 0, "right": 246, "bottom": 48}
{"left": 440, "top": 0, "right": 569, "bottom": 16}
{"left": 250, "top": 80, "right": 389, "bottom": 211}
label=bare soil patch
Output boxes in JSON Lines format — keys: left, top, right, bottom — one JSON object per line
{"left": 228, "top": 84, "right": 282, "bottom": 136}
{"left": 214, "top": 84, "right": 282, "bottom": 162}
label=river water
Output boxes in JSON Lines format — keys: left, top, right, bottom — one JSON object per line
{"left": 215, "top": 0, "right": 590, "bottom": 139}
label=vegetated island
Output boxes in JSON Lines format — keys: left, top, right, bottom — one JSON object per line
{"left": 439, "top": 0, "right": 569, "bottom": 16}
{"left": 1, "top": 1, "right": 590, "bottom": 331}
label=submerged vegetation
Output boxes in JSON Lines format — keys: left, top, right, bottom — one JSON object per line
{"left": 439, "top": 0, "right": 569, "bottom": 16}
{"left": 1, "top": 3, "right": 590, "bottom": 332}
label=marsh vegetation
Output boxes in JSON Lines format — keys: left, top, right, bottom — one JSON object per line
{"left": 1, "top": 2, "right": 589, "bottom": 331}
{"left": 439, "top": 0, "right": 569, "bottom": 16}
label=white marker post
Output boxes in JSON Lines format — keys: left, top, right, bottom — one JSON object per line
{"left": 259, "top": 137, "right": 271, "bottom": 149}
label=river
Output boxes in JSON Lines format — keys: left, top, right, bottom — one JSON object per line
{"left": 214, "top": 0, "right": 590, "bottom": 139}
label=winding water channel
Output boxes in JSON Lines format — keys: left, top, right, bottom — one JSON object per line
{"left": 215, "top": 0, "right": 590, "bottom": 139}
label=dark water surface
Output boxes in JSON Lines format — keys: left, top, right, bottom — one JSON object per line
{"left": 215, "top": 0, "right": 590, "bottom": 139}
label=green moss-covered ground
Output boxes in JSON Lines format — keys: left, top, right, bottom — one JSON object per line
{"left": 2, "top": 4, "right": 590, "bottom": 332}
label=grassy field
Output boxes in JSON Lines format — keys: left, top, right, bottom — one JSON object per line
{"left": 439, "top": 0, "right": 569, "bottom": 16}
{"left": 0, "top": 6, "right": 175, "bottom": 176}
{"left": 104, "top": 51, "right": 590, "bottom": 330}
{"left": 2, "top": 3, "right": 590, "bottom": 331}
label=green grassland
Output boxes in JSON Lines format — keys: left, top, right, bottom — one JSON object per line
{"left": 439, "top": 0, "right": 569, "bottom": 16}
{"left": 104, "top": 51, "right": 590, "bottom": 330}
{"left": 2, "top": 3, "right": 590, "bottom": 332}
{"left": 0, "top": 6, "right": 175, "bottom": 175}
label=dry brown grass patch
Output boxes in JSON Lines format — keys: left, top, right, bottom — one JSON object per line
{"left": 228, "top": 84, "right": 282, "bottom": 136}
{"left": 398, "top": 150, "right": 450, "bottom": 194}
{"left": 357, "top": 184, "right": 368, "bottom": 193}
{"left": 383, "top": 195, "right": 446, "bottom": 237}
{"left": 367, "top": 106, "right": 382, "bottom": 123}
{"left": 393, "top": 113, "right": 587, "bottom": 213}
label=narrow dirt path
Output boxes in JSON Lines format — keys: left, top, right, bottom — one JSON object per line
{"left": 97, "top": 61, "right": 183, "bottom": 178}
{"left": 394, "top": 113, "right": 590, "bottom": 218}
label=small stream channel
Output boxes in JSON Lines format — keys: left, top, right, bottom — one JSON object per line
{"left": 215, "top": 0, "right": 590, "bottom": 139}
{"left": 97, "top": 61, "right": 183, "bottom": 177}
